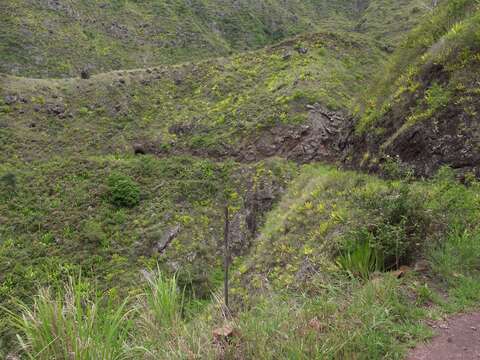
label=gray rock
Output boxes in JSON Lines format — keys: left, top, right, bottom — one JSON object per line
{"left": 153, "top": 225, "right": 181, "bottom": 254}
{"left": 4, "top": 95, "right": 17, "bottom": 105}
{"left": 282, "top": 51, "right": 292, "bottom": 61}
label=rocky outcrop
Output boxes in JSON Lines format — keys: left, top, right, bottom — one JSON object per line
{"left": 346, "top": 63, "right": 480, "bottom": 178}
{"left": 146, "top": 104, "right": 351, "bottom": 165}
{"left": 237, "top": 104, "right": 351, "bottom": 163}
{"left": 153, "top": 225, "right": 181, "bottom": 254}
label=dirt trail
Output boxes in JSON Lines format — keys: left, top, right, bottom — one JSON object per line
{"left": 408, "top": 312, "right": 480, "bottom": 360}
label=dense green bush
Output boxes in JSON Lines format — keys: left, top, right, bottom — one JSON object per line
{"left": 0, "top": 172, "right": 16, "bottom": 200}
{"left": 106, "top": 173, "right": 140, "bottom": 207}
{"left": 338, "top": 181, "right": 430, "bottom": 278}
{"left": 372, "top": 183, "right": 426, "bottom": 268}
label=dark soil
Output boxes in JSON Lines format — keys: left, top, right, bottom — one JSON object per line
{"left": 408, "top": 312, "right": 480, "bottom": 360}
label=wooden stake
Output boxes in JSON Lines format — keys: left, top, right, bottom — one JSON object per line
{"left": 224, "top": 204, "right": 230, "bottom": 313}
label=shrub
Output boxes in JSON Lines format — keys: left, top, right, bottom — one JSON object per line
{"left": 0, "top": 172, "right": 16, "bottom": 200}
{"left": 5, "top": 278, "right": 133, "bottom": 360}
{"left": 107, "top": 173, "right": 140, "bottom": 207}
{"left": 345, "top": 182, "right": 430, "bottom": 275}
{"left": 428, "top": 166, "right": 480, "bottom": 229}
{"left": 380, "top": 155, "right": 414, "bottom": 180}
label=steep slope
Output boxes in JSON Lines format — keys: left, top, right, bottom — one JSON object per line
{"left": 351, "top": 0, "right": 480, "bottom": 177}
{"left": 0, "top": 0, "right": 428, "bottom": 77}
{"left": 0, "top": 0, "right": 351, "bottom": 77}
{"left": 1, "top": 32, "right": 385, "bottom": 165}
{"left": 237, "top": 164, "right": 480, "bottom": 293}
{"left": 2, "top": 0, "right": 454, "bottom": 356}
{"left": 0, "top": 30, "right": 383, "bottom": 331}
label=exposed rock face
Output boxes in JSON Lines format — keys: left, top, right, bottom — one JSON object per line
{"left": 131, "top": 140, "right": 160, "bottom": 155}
{"left": 133, "top": 143, "right": 147, "bottom": 155}
{"left": 134, "top": 86, "right": 479, "bottom": 180}
{"left": 234, "top": 105, "right": 351, "bottom": 163}
{"left": 45, "top": 103, "right": 67, "bottom": 117}
{"left": 347, "top": 114, "right": 480, "bottom": 179}
{"left": 236, "top": 105, "right": 348, "bottom": 163}
{"left": 346, "top": 64, "right": 480, "bottom": 178}
{"left": 228, "top": 211, "right": 250, "bottom": 255}
{"left": 229, "top": 169, "right": 289, "bottom": 256}
{"left": 139, "top": 104, "right": 351, "bottom": 165}
{"left": 4, "top": 95, "right": 17, "bottom": 105}
{"left": 238, "top": 95, "right": 480, "bottom": 179}
{"left": 380, "top": 107, "right": 480, "bottom": 177}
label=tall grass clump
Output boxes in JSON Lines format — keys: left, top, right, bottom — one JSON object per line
{"left": 141, "top": 269, "right": 184, "bottom": 330}
{"left": 5, "top": 278, "right": 133, "bottom": 360}
{"left": 135, "top": 269, "right": 187, "bottom": 358}
{"left": 430, "top": 229, "right": 480, "bottom": 279}
{"left": 337, "top": 231, "right": 384, "bottom": 279}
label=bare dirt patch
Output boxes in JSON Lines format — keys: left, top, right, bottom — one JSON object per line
{"left": 408, "top": 312, "right": 480, "bottom": 360}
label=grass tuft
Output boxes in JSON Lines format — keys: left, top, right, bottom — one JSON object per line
{"left": 4, "top": 277, "right": 133, "bottom": 360}
{"left": 141, "top": 268, "right": 184, "bottom": 330}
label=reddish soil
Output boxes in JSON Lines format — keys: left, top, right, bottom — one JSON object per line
{"left": 408, "top": 312, "right": 480, "bottom": 360}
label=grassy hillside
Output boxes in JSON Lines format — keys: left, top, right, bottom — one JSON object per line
{"left": 4, "top": 0, "right": 479, "bottom": 358}
{"left": 0, "top": 0, "right": 351, "bottom": 77}
{"left": 1, "top": 28, "right": 384, "bottom": 348}
{"left": 353, "top": 0, "right": 480, "bottom": 177}
{"left": 0, "top": 0, "right": 429, "bottom": 77}
{"left": 0, "top": 154, "right": 299, "bottom": 350}
{"left": 4, "top": 165, "right": 480, "bottom": 358}
{"left": 1, "top": 31, "right": 385, "bottom": 164}
{"left": 239, "top": 164, "right": 480, "bottom": 293}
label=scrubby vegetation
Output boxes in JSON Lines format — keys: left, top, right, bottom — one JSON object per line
{"left": 5, "top": 277, "right": 133, "bottom": 360}
{"left": 354, "top": 0, "right": 480, "bottom": 176}
{"left": 0, "top": 0, "right": 428, "bottom": 77}
{"left": 0, "top": 31, "right": 385, "bottom": 163}
{"left": 0, "top": 155, "right": 297, "bottom": 353}
{"left": 4, "top": 166, "right": 480, "bottom": 359}
{"left": 238, "top": 165, "right": 479, "bottom": 292}
{"left": 1, "top": 0, "right": 480, "bottom": 358}
{"left": 358, "top": 0, "right": 479, "bottom": 131}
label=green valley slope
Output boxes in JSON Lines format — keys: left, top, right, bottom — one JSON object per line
{"left": 0, "top": 29, "right": 385, "bottom": 340}
{"left": 5, "top": 1, "right": 480, "bottom": 358}
{"left": 1, "top": 32, "right": 384, "bottom": 164}
{"left": 0, "top": 0, "right": 428, "bottom": 77}
{"left": 352, "top": 0, "right": 480, "bottom": 177}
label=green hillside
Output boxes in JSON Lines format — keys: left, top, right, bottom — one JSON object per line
{"left": 0, "top": 27, "right": 385, "bottom": 350}
{"left": 0, "top": 0, "right": 427, "bottom": 77}
{"left": 353, "top": 0, "right": 480, "bottom": 177}
{"left": 1, "top": 31, "right": 384, "bottom": 164}
{"left": 2, "top": 0, "right": 480, "bottom": 359}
